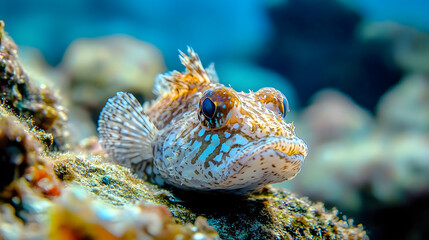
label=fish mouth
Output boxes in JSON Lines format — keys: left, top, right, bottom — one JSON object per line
{"left": 223, "top": 136, "right": 308, "bottom": 184}
{"left": 234, "top": 136, "right": 308, "bottom": 164}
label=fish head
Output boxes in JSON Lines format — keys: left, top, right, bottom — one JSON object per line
{"left": 156, "top": 85, "right": 308, "bottom": 194}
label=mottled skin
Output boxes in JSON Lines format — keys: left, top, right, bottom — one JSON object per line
{"left": 98, "top": 49, "right": 308, "bottom": 195}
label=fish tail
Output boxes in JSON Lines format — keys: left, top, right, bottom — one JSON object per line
{"left": 98, "top": 92, "right": 159, "bottom": 180}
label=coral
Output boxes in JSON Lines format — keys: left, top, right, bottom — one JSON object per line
{"left": 0, "top": 204, "right": 26, "bottom": 240}
{"left": 0, "top": 105, "right": 59, "bottom": 200}
{"left": 0, "top": 105, "right": 60, "bottom": 210}
{"left": 48, "top": 187, "right": 219, "bottom": 240}
{"left": 0, "top": 106, "right": 57, "bottom": 240}
{"left": 0, "top": 21, "right": 68, "bottom": 149}
{"left": 0, "top": 113, "right": 41, "bottom": 190}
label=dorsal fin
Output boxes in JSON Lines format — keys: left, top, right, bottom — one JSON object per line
{"left": 178, "top": 47, "right": 208, "bottom": 79}
{"left": 153, "top": 47, "right": 218, "bottom": 97}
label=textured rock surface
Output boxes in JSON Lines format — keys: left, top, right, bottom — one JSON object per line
{"left": 53, "top": 154, "right": 368, "bottom": 240}
{"left": 0, "top": 21, "right": 68, "bottom": 149}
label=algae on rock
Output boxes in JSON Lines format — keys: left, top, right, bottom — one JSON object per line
{"left": 0, "top": 21, "right": 68, "bottom": 150}
{"left": 53, "top": 153, "right": 368, "bottom": 239}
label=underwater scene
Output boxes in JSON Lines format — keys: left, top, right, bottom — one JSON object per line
{"left": 0, "top": 0, "right": 428, "bottom": 239}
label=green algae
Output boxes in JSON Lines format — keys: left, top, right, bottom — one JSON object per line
{"left": 53, "top": 154, "right": 157, "bottom": 206}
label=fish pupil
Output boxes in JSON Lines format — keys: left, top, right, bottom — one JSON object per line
{"left": 202, "top": 98, "right": 216, "bottom": 119}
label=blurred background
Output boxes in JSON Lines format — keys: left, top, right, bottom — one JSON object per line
{"left": 1, "top": 0, "right": 428, "bottom": 239}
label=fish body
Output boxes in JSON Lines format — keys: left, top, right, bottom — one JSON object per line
{"left": 98, "top": 48, "right": 308, "bottom": 195}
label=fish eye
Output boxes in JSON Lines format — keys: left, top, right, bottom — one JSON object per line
{"left": 282, "top": 97, "right": 289, "bottom": 118}
{"left": 198, "top": 87, "right": 237, "bottom": 129}
{"left": 202, "top": 97, "right": 216, "bottom": 119}
{"left": 255, "top": 87, "right": 289, "bottom": 118}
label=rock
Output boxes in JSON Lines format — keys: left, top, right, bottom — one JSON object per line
{"left": 0, "top": 111, "right": 41, "bottom": 190}
{"left": 0, "top": 21, "right": 68, "bottom": 149}
{"left": 59, "top": 35, "right": 165, "bottom": 109}
{"left": 376, "top": 74, "right": 429, "bottom": 133}
{"left": 0, "top": 106, "right": 61, "bottom": 239}
{"left": 52, "top": 153, "right": 368, "bottom": 239}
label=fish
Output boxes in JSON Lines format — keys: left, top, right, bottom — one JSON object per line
{"left": 98, "top": 48, "right": 308, "bottom": 195}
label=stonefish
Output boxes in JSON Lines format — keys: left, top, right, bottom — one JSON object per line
{"left": 98, "top": 48, "right": 308, "bottom": 195}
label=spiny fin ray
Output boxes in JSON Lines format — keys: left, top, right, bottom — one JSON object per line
{"left": 153, "top": 47, "right": 218, "bottom": 97}
{"left": 98, "top": 92, "right": 158, "bottom": 169}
